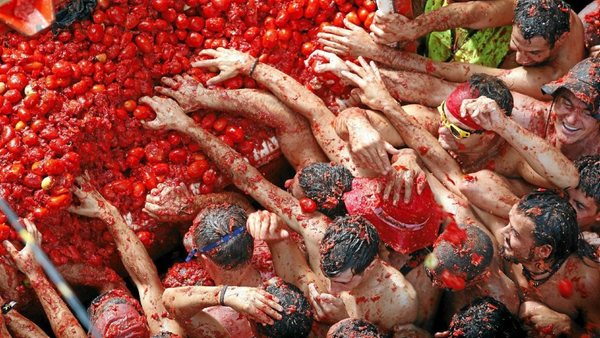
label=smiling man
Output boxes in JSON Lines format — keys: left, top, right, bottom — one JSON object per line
{"left": 499, "top": 191, "right": 599, "bottom": 337}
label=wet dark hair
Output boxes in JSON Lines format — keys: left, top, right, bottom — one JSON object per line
{"left": 255, "top": 278, "right": 313, "bottom": 338}
{"left": 575, "top": 155, "right": 600, "bottom": 207}
{"left": 320, "top": 215, "right": 380, "bottom": 278}
{"left": 192, "top": 203, "right": 253, "bottom": 269}
{"left": 518, "top": 190, "right": 599, "bottom": 262}
{"left": 469, "top": 74, "right": 514, "bottom": 116}
{"left": 328, "top": 318, "right": 386, "bottom": 338}
{"left": 517, "top": 190, "right": 579, "bottom": 262}
{"left": 298, "top": 162, "right": 354, "bottom": 218}
{"left": 426, "top": 224, "right": 494, "bottom": 289}
{"left": 514, "top": 0, "right": 571, "bottom": 48}
{"left": 448, "top": 296, "right": 526, "bottom": 337}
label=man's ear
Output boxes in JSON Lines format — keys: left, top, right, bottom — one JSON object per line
{"left": 554, "top": 32, "right": 569, "bottom": 49}
{"left": 535, "top": 244, "right": 553, "bottom": 260}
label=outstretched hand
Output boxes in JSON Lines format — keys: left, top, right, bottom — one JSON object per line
{"left": 370, "top": 11, "right": 413, "bottom": 45}
{"left": 138, "top": 96, "right": 190, "bottom": 131}
{"left": 317, "top": 18, "right": 378, "bottom": 58}
{"left": 3, "top": 219, "right": 42, "bottom": 275}
{"left": 68, "top": 173, "right": 113, "bottom": 220}
{"left": 144, "top": 182, "right": 196, "bottom": 222}
{"left": 246, "top": 210, "right": 290, "bottom": 242}
{"left": 341, "top": 57, "right": 396, "bottom": 112}
{"left": 223, "top": 286, "right": 283, "bottom": 325}
{"left": 308, "top": 50, "right": 350, "bottom": 77}
{"left": 191, "top": 48, "right": 255, "bottom": 86}
{"left": 155, "top": 74, "right": 205, "bottom": 113}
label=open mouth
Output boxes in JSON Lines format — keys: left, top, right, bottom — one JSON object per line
{"left": 561, "top": 122, "right": 581, "bottom": 133}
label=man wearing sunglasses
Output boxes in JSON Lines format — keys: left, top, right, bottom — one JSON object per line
{"left": 335, "top": 66, "right": 577, "bottom": 203}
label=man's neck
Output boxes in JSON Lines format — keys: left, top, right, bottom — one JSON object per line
{"left": 520, "top": 257, "right": 562, "bottom": 286}
{"left": 555, "top": 129, "right": 600, "bottom": 161}
{"left": 205, "top": 261, "right": 261, "bottom": 287}
{"left": 451, "top": 137, "right": 506, "bottom": 172}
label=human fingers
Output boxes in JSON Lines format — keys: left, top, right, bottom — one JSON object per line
{"left": 416, "top": 171, "right": 427, "bottom": 195}
{"left": 206, "top": 71, "right": 235, "bottom": 86}
{"left": 160, "top": 77, "right": 179, "bottom": 88}
{"left": 155, "top": 86, "right": 178, "bottom": 99}
{"left": 382, "top": 173, "right": 395, "bottom": 201}
{"left": 191, "top": 59, "right": 219, "bottom": 69}
{"left": 318, "top": 39, "right": 349, "bottom": 54}
{"left": 343, "top": 18, "right": 362, "bottom": 31}
{"left": 322, "top": 46, "right": 348, "bottom": 56}
{"left": 319, "top": 25, "right": 351, "bottom": 36}
{"left": 198, "top": 49, "right": 219, "bottom": 57}
{"left": 340, "top": 70, "right": 365, "bottom": 88}
{"left": 403, "top": 170, "right": 414, "bottom": 204}
{"left": 369, "top": 60, "right": 383, "bottom": 81}
{"left": 384, "top": 142, "right": 400, "bottom": 155}
{"left": 392, "top": 172, "right": 404, "bottom": 205}
{"left": 3, "top": 241, "right": 19, "bottom": 262}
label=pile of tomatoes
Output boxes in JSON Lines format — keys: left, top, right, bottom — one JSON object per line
{"left": 0, "top": 0, "right": 378, "bottom": 269}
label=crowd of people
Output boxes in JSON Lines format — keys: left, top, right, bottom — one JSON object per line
{"left": 1, "top": 0, "right": 600, "bottom": 336}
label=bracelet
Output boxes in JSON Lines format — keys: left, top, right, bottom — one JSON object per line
{"left": 1, "top": 301, "right": 16, "bottom": 314}
{"left": 219, "top": 285, "right": 229, "bottom": 306}
{"left": 248, "top": 58, "right": 259, "bottom": 77}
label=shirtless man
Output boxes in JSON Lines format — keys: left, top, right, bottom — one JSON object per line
{"left": 318, "top": 0, "right": 585, "bottom": 100}
{"left": 138, "top": 94, "right": 419, "bottom": 331}
{"left": 458, "top": 58, "right": 600, "bottom": 218}
{"left": 497, "top": 190, "right": 599, "bottom": 336}
{"left": 68, "top": 176, "right": 185, "bottom": 337}
{"left": 334, "top": 58, "right": 577, "bottom": 202}
{"left": 161, "top": 203, "right": 286, "bottom": 337}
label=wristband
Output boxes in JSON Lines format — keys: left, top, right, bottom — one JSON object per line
{"left": 1, "top": 301, "right": 16, "bottom": 314}
{"left": 248, "top": 58, "right": 259, "bottom": 76}
{"left": 219, "top": 285, "right": 229, "bottom": 306}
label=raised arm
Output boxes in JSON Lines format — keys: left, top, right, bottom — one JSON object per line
{"left": 462, "top": 96, "right": 579, "bottom": 189}
{"left": 139, "top": 95, "right": 329, "bottom": 271}
{"left": 155, "top": 74, "right": 327, "bottom": 169}
{"left": 318, "top": 19, "right": 560, "bottom": 100}
{"left": 68, "top": 177, "right": 183, "bottom": 336}
{"left": 370, "top": 0, "right": 514, "bottom": 44}
{"left": 191, "top": 48, "right": 371, "bottom": 176}
{"left": 3, "top": 220, "right": 85, "bottom": 338}
{"left": 340, "top": 57, "right": 465, "bottom": 194}
{"left": 246, "top": 210, "right": 347, "bottom": 325}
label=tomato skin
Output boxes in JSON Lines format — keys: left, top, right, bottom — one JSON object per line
{"left": 363, "top": 0, "right": 376, "bottom": 11}
{"left": 262, "top": 29, "right": 278, "bottom": 49}
{"left": 152, "top": 0, "right": 170, "bottom": 12}
{"left": 346, "top": 11, "right": 361, "bottom": 25}
{"left": 87, "top": 23, "right": 105, "bottom": 43}
{"left": 7, "top": 73, "right": 27, "bottom": 91}
{"left": 186, "top": 32, "right": 204, "bottom": 48}
{"left": 441, "top": 270, "right": 466, "bottom": 291}
{"left": 558, "top": 278, "right": 573, "bottom": 298}
{"left": 301, "top": 41, "right": 316, "bottom": 56}
{"left": 299, "top": 197, "right": 317, "bottom": 213}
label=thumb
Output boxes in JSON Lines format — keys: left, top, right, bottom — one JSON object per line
{"left": 384, "top": 142, "right": 400, "bottom": 155}
{"left": 3, "top": 240, "right": 18, "bottom": 258}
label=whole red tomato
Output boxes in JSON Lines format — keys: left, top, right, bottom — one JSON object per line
{"left": 299, "top": 197, "right": 317, "bottom": 213}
